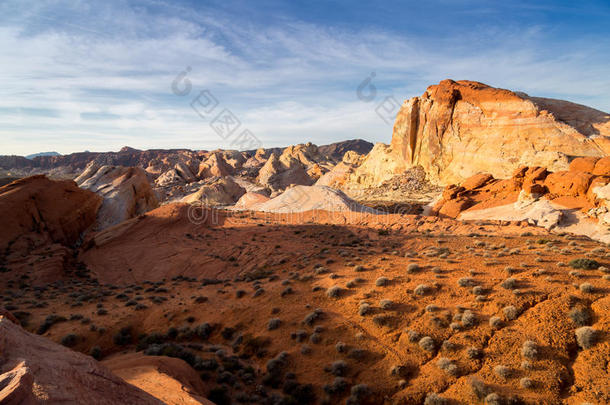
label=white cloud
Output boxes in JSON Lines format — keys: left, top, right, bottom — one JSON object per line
{"left": 0, "top": 0, "right": 608, "bottom": 155}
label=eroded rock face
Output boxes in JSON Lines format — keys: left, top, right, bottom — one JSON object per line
{"left": 391, "top": 80, "right": 610, "bottom": 185}
{"left": 0, "top": 316, "right": 162, "bottom": 404}
{"left": 0, "top": 175, "right": 101, "bottom": 253}
{"left": 76, "top": 163, "right": 158, "bottom": 230}
{"left": 253, "top": 185, "right": 379, "bottom": 214}
{"left": 103, "top": 353, "right": 214, "bottom": 405}
{"left": 432, "top": 162, "right": 610, "bottom": 241}
{"left": 181, "top": 176, "right": 246, "bottom": 205}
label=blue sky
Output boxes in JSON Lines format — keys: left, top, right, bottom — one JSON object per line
{"left": 1, "top": 0, "right": 609, "bottom": 155}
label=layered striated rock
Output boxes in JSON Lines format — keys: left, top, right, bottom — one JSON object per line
{"left": 253, "top": 185, "right": 379, "bottom": 214}
{"left": 0, "top": 315, "right": 162, "bottom": 404}
{"left": 76, "top": 163, "right": 158, "bottom": 230}
{"left": 317, "top": 139, "right": 374, "bottom": 161}
{"left": 233, "top": 191, "right": 271, "bottom": 210}
{"left": 256, "top": 152, "right": 314, "bottom": 191}
{"left": 181, "top": 176, "right": 246, "bottom": 205}
{"left": 432, "top": 159, "right": 610, "bottom": 241}
{"left": 197, "top": 152, "right": 234, "bottom": 179}
{"left": 0, "top": 175, "right": 101, "bottom": 252}
{"left": 391, "top": 80, "right": 610, "bottom": 185}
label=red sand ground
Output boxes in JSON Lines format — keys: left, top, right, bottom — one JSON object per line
{"left": 2, "top": 202, "right": 608, "bottom": 404}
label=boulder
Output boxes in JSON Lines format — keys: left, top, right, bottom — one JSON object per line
{"left": 0, "top": 175, "right": 101, "bottom": 252}
{"left": 0, "top": 316, "right": 162, "bottom": 404}
{"left": 233, "top": 191, "right": 271, "bottom": 210}
{"left": 545, "top": 171, "right": 594, "bottom": 197}
{"left": 76, "top": 163, "right": 158, "bottom": 230}
{"left": 197, "top": 152, "right": 233, "bottom": 178}
{"left": 569, "top": 157, "right": 599, "bottom": 173}
{"left": 182, "top": 177, "right": 246, "bottom": 205}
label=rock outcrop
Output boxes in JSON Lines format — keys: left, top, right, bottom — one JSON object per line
{"left": 181, "top": 177, "right": 246, "bottom": 205}
{"left": 0, "top": 175, "right": 101, "bottom": 253}
{"left": 391, "top": 80, "right": 610, "bottom": 185}
{"left": 0, "top": 315, "right": 162, "bottom": 404}
{"left": 76, "top": 163, "right": 158, "bottom": 230}
{"left": 432, "top": 159, "right": 610, "bottom": 241}
{"left": 253, "top": 185, "right": 379, "bottom": 214}
{"left": 103, "top": 353, "right": 214, "bottom": 405}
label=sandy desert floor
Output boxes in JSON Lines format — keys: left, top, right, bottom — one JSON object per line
{"left": 2, "top": 205, "right": 608, "bottom": 404}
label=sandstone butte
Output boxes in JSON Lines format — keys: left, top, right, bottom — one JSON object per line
{"left": 347, "top": 79, "right": 610, "bottom": 188}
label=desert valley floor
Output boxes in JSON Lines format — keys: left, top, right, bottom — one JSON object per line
{"left": 2, "top": 204, "right": 608, "bottom": 404}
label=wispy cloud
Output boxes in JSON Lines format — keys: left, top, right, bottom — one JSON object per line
{"left": 0, "top": 0, "right": 608, "bottom": 155}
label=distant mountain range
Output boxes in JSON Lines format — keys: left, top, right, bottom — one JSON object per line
{"left": 25, "top": 151, "right": 61, "bottom": 160}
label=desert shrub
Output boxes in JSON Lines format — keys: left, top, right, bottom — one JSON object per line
{"left": 380, "top": 299, "right": 394, "bottom": 310}
{"left": 282, "top": 380, "right": 316, "bottom": 404}
{"left": 472, "top": 286, "right": 484, "bottom": 295}
{"left": 424, "top": 393, "right": 449, "bottom": 405}
{"left": 489, "top": 316, "right": 502, "bottom": 329}
{"left": 309, "top": 333, "right": 321, "bottom": 344}
{"left": 113, "top": 327, "right": 132, "bottom": 346}
{"left": 303, "top": 309, "right": 323, "bottom": 326}
{"left": 208, "top": 385, "right": 231, "bottom": 405}
{"left": 335, "top": 341, "right": 346, "bottom": 353}
{"left": 347, "top": 384, "right": 370, "bottom": 404}
{"left": 441, "top": 340, "right": 457, "bottom": 351}
{"left": 221, "top": 327, "right": 236, "bottom": 340}
{"left": 406, "top": 263, "right": 419, "bottom": 273}
{"left": 458, "top": 277, "right": 474, "bottom": 287}
{"left": 575, "top": 326, "right": 596, "bottom": 349}
{"left": 328, "top": 360, "right": 348, "bottom": 376}
{"left": 493, "top": 365, "right": 510, "bottom": 379}
{"left": 501, "top": 277, "right": 517, "bottom": 290}
{"left": 406, "top": 329, "right": 420, "bottom": 342}
{"left": 503, "top": 305, "right": 518, "bottom": 321}
{"left": 195, "top": 323, "right": 213, "bottom": 340}
{"left": 436, "top": 357, "right": 459, "bottom": 376}
{"left": 324, "top": 286, "right": 342, "bottom": 299}
{"left": 485, "top": 393, "right": 502, "bottom": 405}
{"left": 145, "top": 343, "right": 202, "bottom": 369}
{"left": 461, "top": 310, "right": 476, "bottom": 327}
{"left": 37, "top": 314, "right": 67, "bottom": 334}
{"left": 324, "top": 377, "right": 348, "bottom": 395}
{"left": 520, "top": 377, "right": 534, "bottom": 389}
{"left": 61, "top": 333, "right": 78, "bottom": 347}
{"left": 521, "top": 340, "right": 538, "bottom": 359}
{"left": 89, "top": 346, "right": 102, "bottom": 360}
{"left": 268, "top": 318, "right": 281, "bottom": 330}
{"left": 579, "top": 282, "right": 594, "bottom": 293}
{"left": 449, "top": 322, "right": 461, "bottom": 331}
{"left": 419, "top": 336, "right": 435, "bottom": 352}
{"left": 354, "top": 265, "right": 365, "bottom": 272}
{"left": 569, "top": 258, "right": 599, "bottom": 270}
{"left": 466, "top": 346, "right": 482, "bottom": 359}
{"left": 469, "top": 377, "right": 491, "bottom": 400}
{"left": 358, "top": 303, "right": 372, "bottom": 316}
{"left": 375, "top": 277, "right": 389, "bottom": 287}
{"left": 568, "top": 307, "right": 591, "bottom": 326}
{"left": 414, "top": 284, "right": 430, "bottom": 295}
